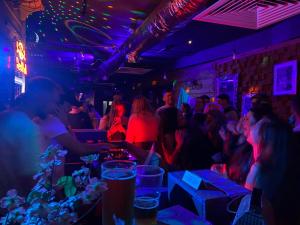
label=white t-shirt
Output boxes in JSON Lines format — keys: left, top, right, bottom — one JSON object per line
{"left": 244, "top": 162, "right": 261, "bottom": 190}
{"left": 33, "top": 115, "right": 68, "bottom": 182}
{"left": 33, "top": 115, "right": 68, "bottom": 152}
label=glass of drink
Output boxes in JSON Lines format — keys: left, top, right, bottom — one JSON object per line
{"left": 134, "top": 165, "right": 165, "bottom": 225}
{"left": 210, "top": 163, "right": 227, "bottom": 177}
{"left": 101, "top": 160, "right": 136, "bottom": 225}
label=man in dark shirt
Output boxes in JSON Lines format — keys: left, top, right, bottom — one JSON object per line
{"left": 217, "top": 94, "right": 239, "bottom": 121}
{"left": 193, "top": 95, "right": 210, "bottom": 127}
{"left": 156, "top": 90, "right": 179, "bottom": 165}
{"left": 68, "top": 101, "right": 93, "bottom": 129}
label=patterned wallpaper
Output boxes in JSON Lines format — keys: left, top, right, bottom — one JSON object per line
{"left": 214, "top": 40, "right": 300, "bottom": 120}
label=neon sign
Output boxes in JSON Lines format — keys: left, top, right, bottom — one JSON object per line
{"left": 16, "top": 41, "right": 27, "bottom": 75}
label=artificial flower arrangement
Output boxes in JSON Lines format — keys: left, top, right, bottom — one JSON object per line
{"left": 0, "top": 145, "right": 107, "bottom": 225}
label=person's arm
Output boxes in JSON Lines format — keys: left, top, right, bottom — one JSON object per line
{"left": 126, "top": 142, "right": 148, "bottom": 163}
{"left": 219, "top": 127, "right": 231, "bottom": 158}
{"left": 99, "top": 115, "right": 108, "bottom": 130}
{"left": 55, "top": 132, "right": 109, "bottom": 156}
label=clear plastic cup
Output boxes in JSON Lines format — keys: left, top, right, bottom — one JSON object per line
{"left": 134, "top": 165, "right": 165, "bottom": 224}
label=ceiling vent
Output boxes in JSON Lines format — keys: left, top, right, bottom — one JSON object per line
{"left": 194, "top": 0, "right": 300, "bottom": 29}
{"left": 116, "top": 67, "right": 152, "bottom": 75}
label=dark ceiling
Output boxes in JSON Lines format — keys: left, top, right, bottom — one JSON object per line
{"left": 25, "top": 0, "right": 256, "bottom": 82}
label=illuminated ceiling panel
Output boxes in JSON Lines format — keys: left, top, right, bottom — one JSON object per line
{"left": 194, "top": 0, "right": 300, "bottom": 29}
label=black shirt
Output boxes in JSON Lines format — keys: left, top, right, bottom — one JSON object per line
{"left": 67, "top": 112, "right": 93, "bottom": 129}
{"left": 158, "top": 107, "right": 178, "bottom": 134}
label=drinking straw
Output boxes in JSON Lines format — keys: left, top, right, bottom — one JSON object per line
{"left": 144, "top": 142, "right": 155, "bottom": 165}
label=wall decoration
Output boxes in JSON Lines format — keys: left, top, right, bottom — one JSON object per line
{"left": 216, "top": 74, "right": 238, "bottom": 106}
{"left": 273, "top": 60, "right": 297, "bottom": 96}
{"left": 16, "top": 41, "right": 27, "bottom": 75}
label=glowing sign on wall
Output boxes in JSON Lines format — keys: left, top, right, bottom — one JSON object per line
{"left": 16, "top": 41, "right": 27, "bottom": 75}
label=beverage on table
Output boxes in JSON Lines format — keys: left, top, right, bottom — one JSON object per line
{"left": 134, "top": 165, "right": 165, "bottom": 225}
{"left": 102, "top": 160, "right": 136, "bottom": 225}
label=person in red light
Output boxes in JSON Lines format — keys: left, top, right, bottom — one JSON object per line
{"left": 100, "top": 101, "right": 128, "bottom": 141}
{"left": 126, "top": 96, "right": 159, "bottom": 150}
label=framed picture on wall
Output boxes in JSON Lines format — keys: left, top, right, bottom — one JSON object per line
{"left": 216, "top": 74, "right": 238, "bottom": 106}
{"left": 273, "top": 60, "right": 297, "bottom": 96}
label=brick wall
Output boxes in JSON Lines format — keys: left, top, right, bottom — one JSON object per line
{"left": 214, "top": 40, "right": 300, "bottom": 121}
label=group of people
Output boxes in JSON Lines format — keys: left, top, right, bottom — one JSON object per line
{"left": 0, "top": 76, "right": 299, "bottom": 224}
{"left": 96, "top": 89, "right": 300, "bottom": 224}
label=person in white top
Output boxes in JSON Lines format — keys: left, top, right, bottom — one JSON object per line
{"left": 17, "top": 77, "right": 110, "bottom": 155}
{"left": 243, "top": 104, "right": 273, "bottom": 190}
{"left": 0, "top": 111, "right": 40, "bottom": 196}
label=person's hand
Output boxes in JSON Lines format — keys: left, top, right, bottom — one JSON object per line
{"left": 109, "top": 123, "right": 126, "bottom": 134}
{"left": 219, "top": 127, "right": 227, "bottom": 141}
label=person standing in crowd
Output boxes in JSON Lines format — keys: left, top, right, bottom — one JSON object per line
{"left": 68, "top": 99, "right": 93, "bottom": 129}
{"left": 179, "top": 103, "right": 193, "bottom": 128}
{"left": 250, "top": 93, "right": 270, "bottom": 108}
{"left": 99, "top": 100, "right": 128, "bottom": 141}
{"left": 193, "top": 95, "right": 210, "bottom": 127}
{"left": 203, "top": 102, "right": 223, "bottom": 114}
{"left": 222, "top": 117, "right": 253, "bottom": 185}
{"left": 243, "top": 102, "right": 273, "bottom": 188}
{"left": 87, "top": 104, "right": 101, "bottom": 129}
{"left": 278, "top": 95, "right": 300, "bottom": 225}
{"left": 240, "top": 121, "right": 290, "bottom": 225}
{"left": 126, "top": 96, "right": 159, "bottom": 150}
{"left": 156, "top": 90, "right": 179, "bottom": 165}
{"left": 217, "top": 94, "right": 239, "bottom": 121}
{"left": 205, "top": 109, "right": 226, "bottom": 159}
{"left": 194, "top": 95, "right": 210, "bottom": 114}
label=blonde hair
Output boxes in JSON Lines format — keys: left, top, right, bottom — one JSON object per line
{"left": 131, "top": 96, "right": 153, "bottom": 115}
{"left": 204, "top": 102, "right": 223, "bottom": 114}
{"left": 108, "top": 100, "right": 126, "bottom": 128}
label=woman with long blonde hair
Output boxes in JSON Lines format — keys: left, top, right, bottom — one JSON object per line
{"left": 126, "top": 96, "right": 159, "bottom": 150}
{"left": 99, "top": 100, "right": 128, "bottom": 141}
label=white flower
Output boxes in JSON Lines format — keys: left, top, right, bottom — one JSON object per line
{"left": 72, "top": 167, "right": 90, "bottom": 188}
{"left": 0, "top": 189, "right": 25, "bottom": 210}
{"left": 80, "top": 154, "right": 99, "bottom": 164}
{"left": 86, "top": 178, "right": 107, "bottom": 193}
{"left": 56, "top": 150, "right": 68, "bottom": 158}
{"left": 27, "top": 202, "right": 49, "bottom": 218}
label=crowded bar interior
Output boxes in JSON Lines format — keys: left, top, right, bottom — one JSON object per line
{"left": 1, "top": 0, "right": 300, "bottom": 224}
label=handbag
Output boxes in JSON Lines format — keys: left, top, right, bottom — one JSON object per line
{"left": 232, "top": 188, "right": 267, "bottom": 225}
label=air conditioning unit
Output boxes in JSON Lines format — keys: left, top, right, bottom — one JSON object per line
{"left": 194, "top": 0, "right": 300, "bottom": 29}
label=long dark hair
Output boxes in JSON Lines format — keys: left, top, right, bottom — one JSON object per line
{"left": 250, "top": 102, "right": 273, "bottom": 123}
{"left": 257, "top": 121, "right": 290, "bottom": 200}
